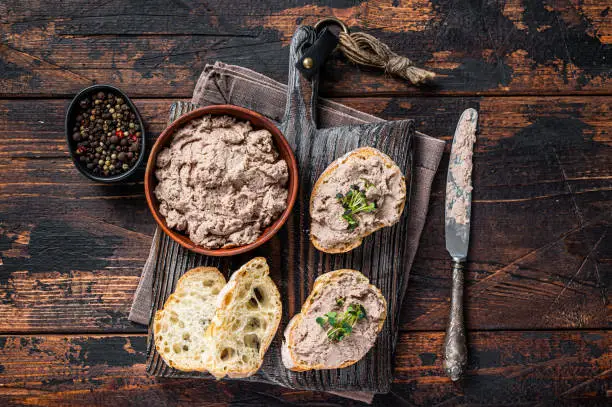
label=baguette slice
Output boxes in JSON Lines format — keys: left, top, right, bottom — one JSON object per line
{"left": 153, "top": 267, "right": 226, "bottom": 371}
{"left": 203, "top": 257, "right": 282, "bottom": 379}
{"left": 310, "top": 147, "right": 406, "bottom": 253}
{"left": 282, "top": 269, "right": 387, "bottom": 371}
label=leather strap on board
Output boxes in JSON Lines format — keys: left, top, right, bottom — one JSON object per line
{"left": 295, "top": 27, "right": 339, "bottom": 79}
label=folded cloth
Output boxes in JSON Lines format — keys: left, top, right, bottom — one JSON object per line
{"left": 130, "top": 62, "right": 445, "bottom": 404}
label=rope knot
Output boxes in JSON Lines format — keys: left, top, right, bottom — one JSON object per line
{"left": 337, "top": 31, "right": 435, "bottom": 85}
{"left": 386, "top": 55, "right": 412, "bottom": 75}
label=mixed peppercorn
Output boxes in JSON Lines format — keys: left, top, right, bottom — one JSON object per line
{"left": 71, "top": 91, "right": 141, "bottom": 177}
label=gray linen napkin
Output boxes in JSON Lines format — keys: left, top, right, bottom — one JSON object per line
{"left": 130, "top": 62, "right": 445, "bottom": 404}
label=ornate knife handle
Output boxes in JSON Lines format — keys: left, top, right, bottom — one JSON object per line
{"left": 444, "top": 259, "right": 467, "bottom": 381}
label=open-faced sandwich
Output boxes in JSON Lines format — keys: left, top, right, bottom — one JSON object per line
{"left": 153, "top": 257, "right": 281, "bottom": 379}
{"left": 282, "top": 269, "right": 387, "bottom": 371}
{"left": 310, "top": 147, "right": 406, "bottom": 253}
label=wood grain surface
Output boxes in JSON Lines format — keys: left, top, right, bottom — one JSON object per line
{"left": 0, "top": 331, "right": 609, "bottom": 406}
{"left": 0, "top": 0, "right": 610, "bottom": 405}
{"left": 1, "top": 96, "right": 608, "bottom": 333}
{"left": 1, "top": 0, "right": 610, "bottom": 97}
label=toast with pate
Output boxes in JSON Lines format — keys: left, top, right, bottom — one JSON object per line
{"left": 310, "top": 147, "right": 406, "bottom": 253}
{"left": 153, "top": 267, "right": 226, "bottom": 371}
{"left": 203, "top": 257, "right": 282, "bottom": 379}
{"left": 282, "top": 269, "right": 387, "bottom": 371}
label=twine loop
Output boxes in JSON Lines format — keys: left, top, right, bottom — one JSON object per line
{"left": 315, "top": 18, "right": 435, "bottom": 86}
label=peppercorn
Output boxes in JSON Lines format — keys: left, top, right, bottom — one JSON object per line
{"left": 72, "top": 91, "right": 140, "bottom": 176}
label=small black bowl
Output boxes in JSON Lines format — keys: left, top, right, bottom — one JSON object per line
{"left": 65, "top": 84, "right": 145, "bottom": 182}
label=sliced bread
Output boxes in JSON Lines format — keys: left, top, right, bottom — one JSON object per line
{"left": 153, "top": 267, "right": 226, "bottom": 371}
{"left": 282, "top": 269, "right": 387, "bottom": 371}
{"left": 203, "top": 257, "right": 282, "bottom": 379}
{"left": 310, "top": 147, "right": 406, "bottom": 253}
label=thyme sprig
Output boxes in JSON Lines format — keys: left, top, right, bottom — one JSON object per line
{"left": 315, "top": 303, "right": 367, "bottom": 342}
{"left": 336, "top": 184, "right": 377, "bottom": 230}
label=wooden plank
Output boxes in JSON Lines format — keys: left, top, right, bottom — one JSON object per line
{"left": 0, "top": 331, "right": 608, "bottom": 406}
{"left": 391, "top": 330, "right": 611, "bottom": 406}
{"left": 0, "top": 96, "right": 609, "bottom": 333}
{"left": 0, "top": 0, "right": 610, "bottom": 97}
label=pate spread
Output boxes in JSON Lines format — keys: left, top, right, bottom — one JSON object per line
{"left": 447, "top": 109, "right": 477, "bottom": 225}
{"left": 291, "top": 272, "right": 386, "bottom": 366}
{"left": 154, "top": 115, "right": 288, "bottom": 249}
{"left": 310, "top": 150, "right": 405, "bottom": 249}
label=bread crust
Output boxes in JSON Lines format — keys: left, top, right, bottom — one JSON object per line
{"left": 310, "top": 147, "right": 406, "bottom": 253}
{"left": 154, "top": 261, "right": 282, "bottom": 378}
{"left": 204, "top": 257, "right": 282, "bottom": 379}
{"left": 282, "top": 269, "right": 387, "bottom": 371}
{"left": 153, "top": 266, "right": 226, "bottom": 372}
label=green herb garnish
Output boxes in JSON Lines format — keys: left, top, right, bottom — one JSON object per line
{"left": 361, "top": 178, "right": 375, "bottom": 189}
{"left": 336, "top": 184, "right": 377, "bottom": 230}
{"left": 316, "top": 303, "right": 367, "bottom": 342}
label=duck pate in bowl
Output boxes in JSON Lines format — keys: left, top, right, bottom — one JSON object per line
{"left": 145, "top": 105, "right": 298, "bottom": 256}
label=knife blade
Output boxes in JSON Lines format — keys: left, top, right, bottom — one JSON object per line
{"left": 443, "top": 108, "right": 478, "bottom": 381}
{"left": 445, "top": 108, "right": 478, "bottom": 259}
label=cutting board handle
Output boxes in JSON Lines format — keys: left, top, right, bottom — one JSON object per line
{"left": 282, "top": 26, "right": 320, "bottom": 135}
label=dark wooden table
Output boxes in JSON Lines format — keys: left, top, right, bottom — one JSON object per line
{"left": 0, "top": 1, "right": 610, "bottom": 405}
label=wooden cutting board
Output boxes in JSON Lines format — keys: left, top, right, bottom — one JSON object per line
{"left": 146, "top": 26, "right": 415, "bottom": 393}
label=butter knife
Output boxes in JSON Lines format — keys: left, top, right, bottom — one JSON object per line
{"left": 443, "top": 108, "right": 478, "bottom": 381}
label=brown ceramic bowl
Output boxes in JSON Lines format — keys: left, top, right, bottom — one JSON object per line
{"left": 145, "top": 105, "right": 298, "bottom": 256}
